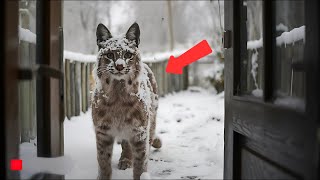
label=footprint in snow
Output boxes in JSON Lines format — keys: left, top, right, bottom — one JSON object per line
{"left": 211, "top": 117, "right": 221, "bottom": 121}
{"left": 181, "top": 175, "right": 200, "bottom": 180}
{"left": 159, "top": 169, "right": 172, "bottom": 176}
{"left": 173, "top": 103, "right": 183, "bottom": 107}
{"left": 159, "top": 130, "right": 168, "bottom": 134}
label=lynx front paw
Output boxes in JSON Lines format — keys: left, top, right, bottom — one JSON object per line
{"left": 118, "top": 158, "right": 132, "bottom": 170}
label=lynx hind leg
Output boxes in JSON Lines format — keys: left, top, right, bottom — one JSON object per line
{"left": 118, "top": 140, "right": 133, "bottom": 170}
{"left": 95, "top": 129, "right": 114, "bottom": 180}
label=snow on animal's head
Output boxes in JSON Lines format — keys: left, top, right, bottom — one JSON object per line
{"left": 95, "top": 23, "right": 141, "bottom": 80}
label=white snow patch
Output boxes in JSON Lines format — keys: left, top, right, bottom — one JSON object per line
{"left": 203, "top": 62, "right": 224, "bottom": 81}
{"left": 252, "top": 89, "right": 263, "bottom": 97}
{"left": 276, "top": 23, "right": 289, "bottom": 32}
{"left": 19, "top": 27, "right": 36, "bottom": 44}
{"left": 141, "top": 172, "right": 151, "bottom": 179}
{"left": 243, "top": 1, "right": 247, "bottom": 6}
{"left": 20, "top": 88, "right": 224, "bottom": 179}
{"left": 92, "top": 62, "right": 102, "bottom": 95}
{"left": 142, "top": 49, "right": 187, "bottom": 63}
{"left": 247, "top": 38, "right": 263, "bottom": 50}
{"left": 133, "top": 62, "right": 153, "bottom": 115}
{"left": 274, "top": 96, "right": 305, "bottom": 111}
{"left": 250, "top": 49, "right": 263, "bottom": 97}
{"left": 276, "top": 25, "right": 305, "bottom": 47}
{"left": 247, "top": 25, "right": 305, "bottom": 49}
{"left": 251, "top": 51, "right": 259, "bottom": 89}
{"left": 98, "top": 36, "right": 137, "bottom": 53}
{"left": 115, "top": 59, "right": 126, "bottom": 66}
{"left": 20, "top": 139, "right": 74, "bottom": 179}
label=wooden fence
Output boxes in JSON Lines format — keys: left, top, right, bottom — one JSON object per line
{"left": 63, "top": 59, "right": 93, "bottom": 119}
{"left": 64, "top": 51, "right": 188, "bottom": 119}
{"left": 144, "top": 61, "right": 188, "bottom": 97}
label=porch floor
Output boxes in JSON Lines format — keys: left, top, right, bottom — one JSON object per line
{"left": 20, "top": 87, "right": 224, "bottom": 179}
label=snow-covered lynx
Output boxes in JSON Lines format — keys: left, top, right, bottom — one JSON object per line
{"left": 92, "top": 22, "right": 162, "bottom": 180}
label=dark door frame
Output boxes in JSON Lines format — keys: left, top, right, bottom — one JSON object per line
{"left": 36, "top": 0, "right": 64, "bottom": 158}
{"left": 1, "top": 0, "right": 20, "bottom": 179}
{"left": 224, "top": 0, "right": 319, "bottom": 179}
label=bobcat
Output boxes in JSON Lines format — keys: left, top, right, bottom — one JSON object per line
{"left": 92, "top": 22, "right": 162, "bottom": 180}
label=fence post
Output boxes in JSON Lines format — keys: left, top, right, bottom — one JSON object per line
{"left": 159, "top": 62, "right": 164, "bottom": 96}
{"left": 19, "top": 7, "right": 38, "bottom": 143}
{"left": 165, "top": 62, "right": 170, "bottom": 94}
{"left": 70, "top": 61, "right": 75, "bottom": 116}
{"left": 19, "top": 41, "right": 31, "bottom": 143}
{"left": 183, "top": 66, "right": 189, "bottom": 90}
{"left": 87, "top": 63, "right": 94, "bottom": 108}
{"left": 75, "top": 62, "right": 81, "bottom": 116}
{"left": 163, "top": 62, "right": 167, "bottom": 95}
{"left": 64, "top": 58, "right": 67, "bottom": 119}
{"left": 30, "top": 43, "right": 37, "bottom": 139}
{"left": 65, "top": 59, "right": 71, "bottom": 119}
{"left": 81, "top": 63, "right": 86, "bottom": 113}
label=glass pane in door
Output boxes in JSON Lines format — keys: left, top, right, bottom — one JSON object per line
{"left": 238, "top": 0, "right": 264, "bottom": 98}
{"left": 274, "top": 0, "right": 305, "bottom": 111}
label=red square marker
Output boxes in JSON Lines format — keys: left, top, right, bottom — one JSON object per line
{"left": 10, "top": 159, "right": 22, "bottom": 171}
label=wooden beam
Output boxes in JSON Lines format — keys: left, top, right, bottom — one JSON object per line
{"left": 36, "top": 0, "right": 63, "bottom": 157}
{"left": 0, "top": 0, "right": 19, "bottom": 179}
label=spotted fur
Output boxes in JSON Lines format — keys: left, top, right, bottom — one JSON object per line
{"left": 92, "top": 22, "right": 161, "bottom": 180}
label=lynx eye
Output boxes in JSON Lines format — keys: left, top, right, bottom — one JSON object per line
{"left": 106, "top": 53, "right": 114, "bottom": 59}
{"left": 124, "top": 52, "right": 133, "bottom": 59}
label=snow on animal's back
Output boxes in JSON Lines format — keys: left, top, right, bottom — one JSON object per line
{"left": 134, "top": 62, "right": 157, "bottom": 116}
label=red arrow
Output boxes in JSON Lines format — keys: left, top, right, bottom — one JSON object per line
{"left": 166, "top": 40, "right": 213, "bottom": 74}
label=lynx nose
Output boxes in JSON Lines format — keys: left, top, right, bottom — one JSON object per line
{"left": 115, "top": 59, "right": 125, "bottom": 71}
{"left": 115, "top": 64, "right": 124, "bottom": 71}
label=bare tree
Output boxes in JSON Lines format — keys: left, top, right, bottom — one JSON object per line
{"left": 64, "top": 1, "right": 114, "bottom": 54}
{"left": 167, "top": 0, "right": 174, "bottom": 51}
{"left": 79, "top": 1, "right": 101, "bottom": 54}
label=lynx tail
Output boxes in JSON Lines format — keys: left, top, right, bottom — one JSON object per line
{"left": 152, "top": 137, "right": 162, "bottom": 149}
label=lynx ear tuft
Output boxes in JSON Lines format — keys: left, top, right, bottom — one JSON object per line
{"left": 126, "top": 22, "right": 140, "bottom": 47}
{"left": 96, "top": 23, "right": 112, "bottom": 46}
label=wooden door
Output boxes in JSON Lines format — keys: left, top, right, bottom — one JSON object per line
{"left": 1, "top": 0, "right": 64, "bottom": 179}
{"left": 224, "top": 0, "right": 319, "bottom": 179}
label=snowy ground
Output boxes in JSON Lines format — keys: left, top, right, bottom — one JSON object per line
{"left": 20, "top": 87, "right": 224, "bottom": 179}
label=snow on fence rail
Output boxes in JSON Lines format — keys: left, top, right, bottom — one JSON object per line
{"left": 64, "top": 50, "right": 188, "bottom": 119}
